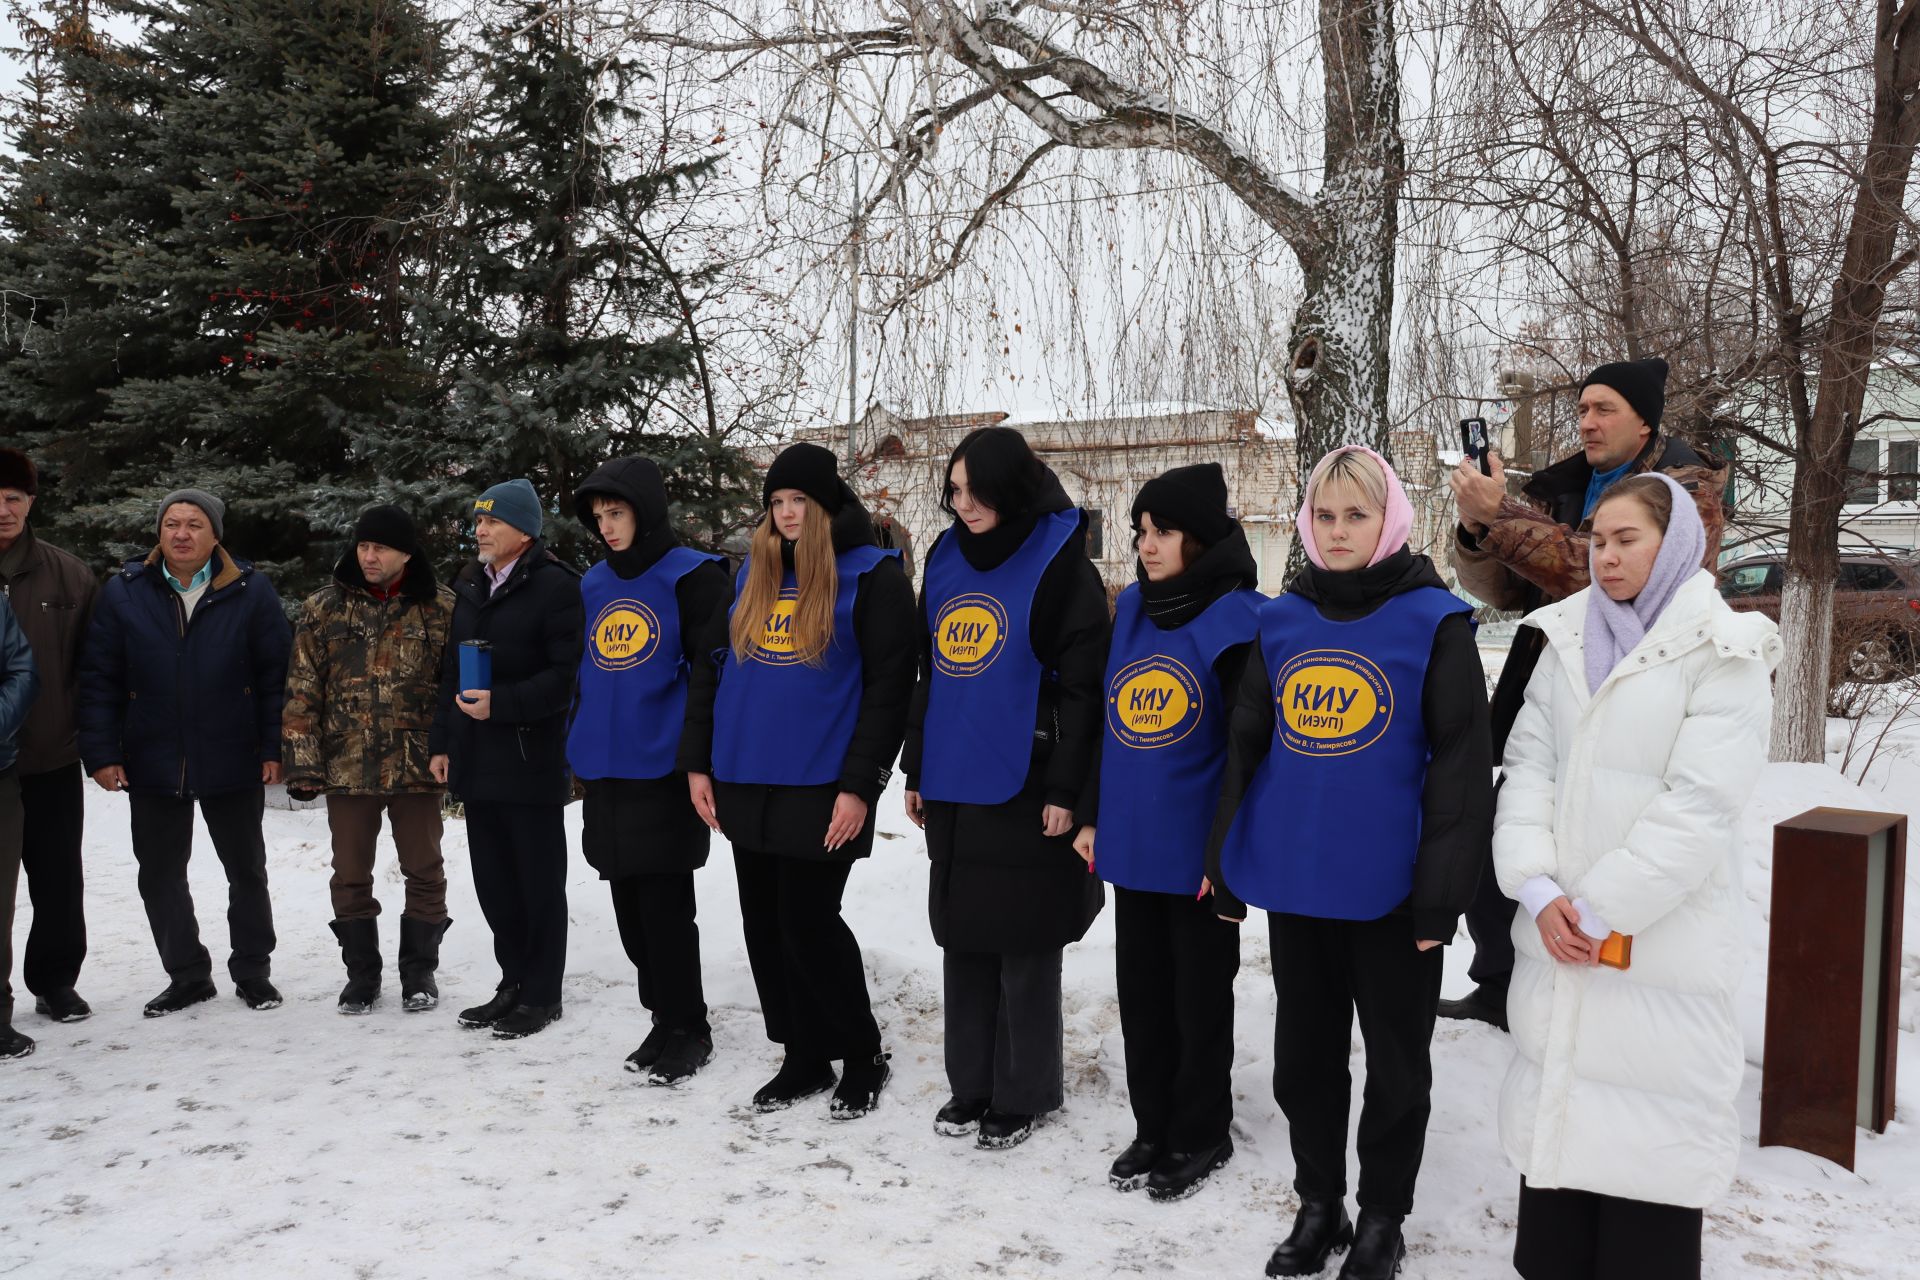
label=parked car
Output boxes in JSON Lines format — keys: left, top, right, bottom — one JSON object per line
{"left": 1719, "top": 550, "right": 1920, "bottom": 682}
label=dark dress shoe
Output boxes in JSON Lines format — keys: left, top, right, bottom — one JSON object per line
{"left": 646, "top": 1030, "right": 715, "bottom": 1086}
{"left": 829, "top": 1052, "right": 892, "bottom": 1119}
{"left": 933, "top": 1095, "right": 990, "bottom": 1137}
{"left": 1435, "top": 984, "right": 1508, "bottom": 1031}
{"left": 236, "top": 977, "right": 283, "bottom": 1010}
{"left": 975, "top": 1110, "right": 1037, "bottom": 1150}
{"left": 1336, "top": 1210, "right": 1406, "bottom": 1280}
{"left": 1266, "top": 1198, "right": 1354, "bottom": 1276}
{"left": 457, "top": 985, "right": 522, "bottom": 1029}
{"left": 1147, "top": 1135, "right": 1233, "bottom": 1201}
{"left": 1108, "top": 1138, "right": 1162, "bottom": 1191}
{"left": 490, "top": 1003, "right": 562, "bottom": 1039}
{"left": 752, "top": 1058, "right": 837, "bottom": 1112}
{"left": 34, "top": 989, "right": 92, "bottom": 1022}
{"left": 143, "top": 978, "right": 219, "bottom": 1018}
{"left": 624, "top": 1024, "right": 671, "bottom": 1073}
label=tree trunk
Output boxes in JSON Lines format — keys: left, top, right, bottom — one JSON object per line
{"left": 1283, "top": 0, "right": 1402, "bottom": 575}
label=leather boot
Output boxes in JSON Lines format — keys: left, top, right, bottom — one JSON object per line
{"left": 1266, "top": 1198, "right": 1353, "bottom": 1276}
{"left": 397, "top": 916, "right": 451, "bottom": 1012}
{"left": 331, "top": 918, "right": 381, "bottom": 1014}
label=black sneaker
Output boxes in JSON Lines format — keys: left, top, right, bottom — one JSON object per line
{"left": 143, "top": 978, "right": 219, "bottom": 1018}
{"left": 1436, "top": 984, "right": 1508, "bottom": 1032}
{"left": 751, "top": 1058, "right": 837, "bottom": 1112}
{"left": 646, "top": 1031, "right": 714, "bottom": 1086}
{"left": 0, "top": 1023, "right": 34, "bottom": 1059}
{"left": 1108, "top": 1138, "right": 1162, "bottom": 1192}
{"left": 34, "top": 989, "right": 92, "bottom": 1023}
{"left": 976, "top": 1110, "right": 1037, "bottom": 1150}
{"left": 457, "top": 985, "right": 522, "bottom": 1029}
{"left": 236, "top": 977, "right": 283, "bottom": 1010}
{"left": 829, "top": 1052, "right": 892, "bottom": 1120}
{"left": 490, "top": 1003, "right": 563, "bottom": 1040}
{"left": 624, "top": 1024, "right": 671, "bottom": 1074}
{"left": 1146, "top": 1135, "right": 1233, "bottom": 1202}
{"left": 934, "top": 1095, "right": 991, "bottom": 1137}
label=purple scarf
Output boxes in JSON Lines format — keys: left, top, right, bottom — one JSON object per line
{"left": 1584, "top": 472, "right": 1706, "bottom": 695}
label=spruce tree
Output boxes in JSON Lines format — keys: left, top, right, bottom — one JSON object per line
{"left": 0, "top": 0, "right": 450, "bottom": 598}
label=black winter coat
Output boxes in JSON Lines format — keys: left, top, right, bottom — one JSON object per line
{"left": 572, "top": 457, "right": 733, "bottom": 878}
{"left": 903, "top": 480, "right": 1111, "bottom": 954}
{"left": 1202, "top": 550, "right": 1493, "bottom": 940}
{"left": 678, "top": 501, "right": 918, "bottom": 861}
{"left": 430, "top": 540, "right": 585, "bottom": 807}
{"left": 76, "top": 547, "right": 291, "bottom": 798}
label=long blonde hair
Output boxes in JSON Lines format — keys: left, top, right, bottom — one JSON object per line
{"left": 729, "top": 503, "right": 840, "bottom": 667}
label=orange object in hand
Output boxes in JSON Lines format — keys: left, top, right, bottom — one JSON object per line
{"left": 1597, "top": 932, "right": 1632, "bottom": 970}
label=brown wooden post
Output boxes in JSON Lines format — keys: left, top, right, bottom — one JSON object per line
{"left": 1760, "top": 807, "right": 1907, "bottom": 1170}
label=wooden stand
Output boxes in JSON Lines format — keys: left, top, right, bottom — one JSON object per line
{"left": 1760, "top": 807, "right": 1907, "bottom": 1170}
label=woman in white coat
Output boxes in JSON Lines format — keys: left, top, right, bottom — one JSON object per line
{"left": 1493, "top": 472, "right": 1780, "bottom": 1280}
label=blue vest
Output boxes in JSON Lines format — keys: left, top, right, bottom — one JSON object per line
{"left": 1096, "top": 585, "right": 1263, "bottom": 895}
{"left": 567, "top": 547, "right": 720, "bottom": 782}
{"left": 710, "top": 544, "right": 895, "bottom": 787}
{"left": 1218, "top": 587, "right": 1472, "bottom": 919}
{"left": 918, "top": 509, "right": 1082, "bottom": 805}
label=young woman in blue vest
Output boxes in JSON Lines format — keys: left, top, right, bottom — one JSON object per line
{"left": 902, "top": 426, "right": 1108, "bottom": 1151}
{"left": 567, "top": 457, "right": 732, "bottom": 1086}
{"left": 1071, "top": 462, "right": 1262, "bottom": 1201}
{"left": 1205, "top": 447, "right": 1491, "bottom": 1280}
{"left": 681, "top": 443, "right": 916, "bottom": 1119}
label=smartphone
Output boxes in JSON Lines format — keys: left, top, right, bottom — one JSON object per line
{"left": 1459, "top": 417, "right": 1492, "bottom": 475}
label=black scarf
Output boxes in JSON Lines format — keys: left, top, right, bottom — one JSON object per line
{"left": 953, "top": 511, "right": 1040, "bottom": 572}
{"left": 1293, "top": 547, "right": 1427, "bottom": 621}
{"left": 1137, "top": 527, "right": 1260, "bottom": 630}
{"left": 603, "top": 523, "right": 676, "bottom": 580}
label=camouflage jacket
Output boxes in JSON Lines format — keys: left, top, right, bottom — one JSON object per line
{"left": 282, "top": 553, "right": 454, "bottom": 795}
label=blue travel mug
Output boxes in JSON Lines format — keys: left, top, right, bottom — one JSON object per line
{"left": 458, "top": 639, "right": 492, "bottom": 704}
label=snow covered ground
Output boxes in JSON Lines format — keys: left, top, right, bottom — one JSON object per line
{"left": 1, "top": 757, "right": 1916, "bottom": 1278}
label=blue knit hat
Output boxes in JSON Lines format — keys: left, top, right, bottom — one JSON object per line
{"left": 473, "top": 478, "right": 543, "bottom": 537}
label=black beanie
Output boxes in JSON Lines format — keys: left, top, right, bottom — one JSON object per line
{"left": 1131, "top": 462, "right": 1235, "bottom": 546}
{"left": 763, "top": 442, "right": 848, "bottom": 514}
{"left": 351, "top": 504, "right": 422, "bottom": 558}
{"left": 0, "top": 448, "right": 36, "bottom": 496}
{"left": 1581, "top": 357, "right": 1668, "bottom": 430}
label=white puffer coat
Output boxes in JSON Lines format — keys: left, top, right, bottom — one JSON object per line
{"left": 1493, "top": 570, "right": 1781, "bottom": 1209}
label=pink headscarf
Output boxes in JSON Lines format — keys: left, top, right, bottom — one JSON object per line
{"left": 1294, "top": 445, "right": 1415, "bottom": 570}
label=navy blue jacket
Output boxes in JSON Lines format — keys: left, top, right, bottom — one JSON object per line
{"left": 77, "top": 548, "right": 292, "bottom": 797}
{"left": 0, "top": 594, "right": 41, "bottom": 773}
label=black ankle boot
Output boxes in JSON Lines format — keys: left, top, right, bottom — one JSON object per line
{"left": 457, "top": 984, "right": 521, "bottom": 1028}
{"left": 330, "top": 918, "right": 381, "bottom": 1015}
{"left": 829, "top": 1051, "right": 892, "bottom": 1119}
{"left": 397, "top": 916, "right": 450, "bottom": 1012}
{"left": 1336, "top": 1210, "right": 1405, "bottom": 1280}
{"left": 933, "top": 1096, "right": 990, "bottom": 1137}
{"left": 1108, "top": 1138, "right": 1161, "bottom": 1191}
{"left": 1266, "top": 1198, "right": 1353, "bottom": 1277}
{"left": 1146, "top": 1135, "right": 1233, "bottom": 1202}
{"left": 751, "top": 1058, "right": 836, "bottom": 1112}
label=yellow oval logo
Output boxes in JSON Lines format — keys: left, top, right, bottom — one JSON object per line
{"left": 590, "top": 600, "right": 660, "bottom": 671}
{"left": 932, "top": 593, "right": 1009, "bottom": 677}
{"left": 752, "top": 592, "right": 803, "bottom": 665}
{"left": 1107, "top": 656, "right": 1204, "bottom": 749}
{"left": 1274, "top": 650, "right": 1393, "bottom": 755}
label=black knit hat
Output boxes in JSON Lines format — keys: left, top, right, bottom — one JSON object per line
{"left": 351, "top": 504, "right": 422, "bottom": 558}
{"left": 763, "top": 442, "right": 848, "bottom": 514}
{"left": 1131, "top": 462, "right": 1235, "bottom": 546}
{"left": 0, "top": 448, "right": 36, "bottom": 496}
{"left": 1581, "top": 357, "right": 1668, "bottom": 430}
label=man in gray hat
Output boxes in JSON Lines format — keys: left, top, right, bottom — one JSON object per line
{"left": 77, "top": 489, "right": 292, "bottom": 1017}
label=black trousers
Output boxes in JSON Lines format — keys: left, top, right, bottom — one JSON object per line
{"left": 19, "top": 762, "right": 87, "bottom": 997}
{"left": 608, "top": 871, "right": 708, "bottom": 1036}
{"left": 0, "top": 767, "right": 20, "bottom": 1017}
{"left": 943, "top": 946, "right": 1065, "bottom": 1115}
{"left": 465, "top": 801, "right": 568, "bottom": 1006}
{"left": 129, "top": 787, "right": 275, "bottom": 984}
{"left": 1114, "top": 885, "right": 1240, "bottom": 1151}
{"left": 734, "top": 846, "right": 879, "bottom": 1063}
{"left": 1462, "top": 844, "right": 1517, "bottom": 991}
{"left": 1269, "top": 911, "right": 1445, "bottom": 1216}
{"left": 1514, "top": 1179, "right": 1703, "bottom": 1280}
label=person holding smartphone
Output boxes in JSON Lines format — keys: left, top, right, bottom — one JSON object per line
{"left": 1073, "top": 463, "right": 1262, "bottom": 1200}
{"left": 903, "top": 426, "right": 1108, "bottom": 1152}
{"left": 1207, "top": 447, "right": 1491, "bottom": 1280}
{"left": 681, "top": 443, "right": 916, "bottom": 1119}
{"left": 1494, "top": 474, "right": 1777, "bottom": 1280}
